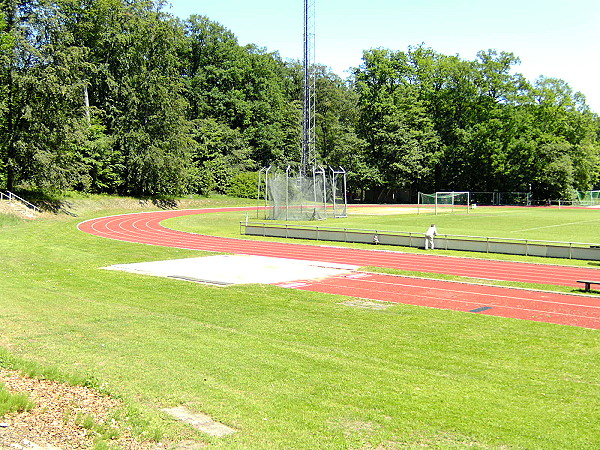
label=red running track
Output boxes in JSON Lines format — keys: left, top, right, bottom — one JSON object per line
{"left": 275, "top": 273, "right": 600, "bottom": 329}
{"left": 78, "top": 208, "right": 600, "bottom": 329}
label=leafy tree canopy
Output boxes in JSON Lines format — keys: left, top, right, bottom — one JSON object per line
{"left": 0, "top": 2, "right": 597, "bottom": 201}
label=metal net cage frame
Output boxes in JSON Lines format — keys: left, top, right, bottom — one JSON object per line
{"left": 470, "top": 191, "right": 531, "bottom": 206}
{"left": 257, "top": 166, "right": 347, "bottom": 221}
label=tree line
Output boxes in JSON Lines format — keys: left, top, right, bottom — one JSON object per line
{"left": 1, "top": 0, "right": 599, "bottom": 201}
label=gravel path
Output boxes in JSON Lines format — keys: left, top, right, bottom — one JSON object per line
{"left": 0, "top": 369, "right": 156, "bottom": 449}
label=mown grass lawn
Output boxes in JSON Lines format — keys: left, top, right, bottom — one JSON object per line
{"left": 167, "top": 204, "right": 600, "bottom": 244}
{"left": 1, "top": 198, "right": 599, "bottom": 448}
{"left": 341, "top": 205, "right": 600, "bottom": 243}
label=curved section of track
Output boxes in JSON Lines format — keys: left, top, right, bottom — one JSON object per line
{"left": 79, "top": 208, "right": 600, "bottom": 287}
{"left": 78, "top": 208, "right": 600, "bottom": 329}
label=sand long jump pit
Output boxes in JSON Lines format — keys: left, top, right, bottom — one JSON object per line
{"left": 104, "top": 255, "right": 358, "bottom": 286}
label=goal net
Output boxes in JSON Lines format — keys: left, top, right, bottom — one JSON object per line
{"left": 572, "top": 190, "right": 600, "bottom": 206}
{"left": 418, "top": 191, "right": 470, "bottom": 214}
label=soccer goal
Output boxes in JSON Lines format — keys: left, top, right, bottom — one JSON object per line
{"left": 418, "top": 191, "right": 470, "bottom": 215}
{"left": 572, "top": 190, "right": 600, "bottom": 206}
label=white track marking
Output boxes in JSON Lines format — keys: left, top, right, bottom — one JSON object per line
{"left": 511, "top": 218, "right": 600, "bottom": 232}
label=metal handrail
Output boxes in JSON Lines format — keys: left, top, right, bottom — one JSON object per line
{"left": 0, "top": 190, "right": 40, "bottom": 213}
{"left": 241, "top": 221, "right": 600, "bottom": 249}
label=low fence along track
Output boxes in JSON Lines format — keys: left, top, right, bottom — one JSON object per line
{"left": 241, "top": 222, "right": 600, "bottom": 261}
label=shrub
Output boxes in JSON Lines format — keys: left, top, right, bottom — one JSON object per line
{"left": 225, "top": 171, "right": 261, "bottom": 199}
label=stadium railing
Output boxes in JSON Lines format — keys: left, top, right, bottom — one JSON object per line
{"left": 0, "top": 190, "right": 40, "bottom": 213}
{"left": 240, "top": 222, "right": 600, "bottom": 261}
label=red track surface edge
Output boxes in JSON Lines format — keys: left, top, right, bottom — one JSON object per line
{"left": 78, "top": 208, "right": 600, "bottom": 330}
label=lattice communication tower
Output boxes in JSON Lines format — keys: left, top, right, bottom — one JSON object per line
{"left": 255, "top": 0, "right": 347, "bottom": 221}
{"left": 302, "top": 0, "right": 317, "bottom": 175}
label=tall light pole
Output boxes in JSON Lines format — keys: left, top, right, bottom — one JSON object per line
{"left": 301, "top": 0, "right": 316, "bottom": 175}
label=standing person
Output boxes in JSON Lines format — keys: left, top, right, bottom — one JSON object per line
{"left": 425, "top": 224, "right": 437, "bottom": 250}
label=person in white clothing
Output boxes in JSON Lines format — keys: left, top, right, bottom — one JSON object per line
{"left": 425, "top": 224, "right": 437, "bottom": 250}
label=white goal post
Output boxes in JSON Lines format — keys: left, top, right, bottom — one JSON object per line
{"left": 418, "top": 191, "right": 470, "bottom": 215}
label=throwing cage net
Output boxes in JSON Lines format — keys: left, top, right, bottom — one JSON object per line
{"left": 257, "top": 166, "right": 347, "bottom": 221}
{"left": 418, "top": 191, "right": 470, "bottom": 214}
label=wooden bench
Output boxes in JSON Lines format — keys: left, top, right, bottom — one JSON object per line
{"left": 577, "top": 280, "right": 600, "bottom": 292}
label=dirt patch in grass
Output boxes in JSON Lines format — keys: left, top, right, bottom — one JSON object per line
{"left": 340, "top": 299, "right": 391, "bottom": 310}
{"left": 162, "top": 406, "right": 236, "bottom": 437}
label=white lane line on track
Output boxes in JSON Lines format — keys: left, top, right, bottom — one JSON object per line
{"left": 332, "top": 276, "right": 600, "bottom": 311}
{"left": 278, "top": 282, "right": 310, "bottom": 288}
{"left": 81, "top": 212, "right": 600, "bottom": 286}
{"left": 308, "top": 281, "right": 599, "bottom": 321}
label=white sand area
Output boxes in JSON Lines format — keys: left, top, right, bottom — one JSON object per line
{"left": 104, "top": 254, "right": 358, "bottom": 286}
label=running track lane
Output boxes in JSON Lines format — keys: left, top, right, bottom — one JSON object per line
{"left": 77, "top": 209, "right": 600, "bottom": 329}
{"left": 275, "top": 273, "right": 600, "bottom": 329}
{"left": 78, "top": 208, "right": 600, "bottom": 288}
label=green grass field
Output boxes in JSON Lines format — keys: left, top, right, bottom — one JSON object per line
{"left": 344, "top": 205, "right": 600, "bottom": 243}
{"left": 164, "top": 205, "right": 600, "bottom": 291}
{"left": 0, "top": 383, "right": 35, "bottom": 417}
{"left": 166, "top": 204, "right": 600, "bottom": 243}
{"left": 0, "top": 198, "right": 599, "bottom": 448}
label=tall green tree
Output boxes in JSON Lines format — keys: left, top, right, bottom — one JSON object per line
{"left": 0, "top": 13, "right": 11, "bottom": 187}
{"left": 181, "top": 15, "right": 302, "bottom": 192}
{"left": 2, "top": 2, "right": 598, "bottom": 200}
{"left": 0, "top": 0, "right": 89, "bottom": 191}
{"left": 355, "top": 48, "right": 441, "bottom": 193}
{"left": 70, "top": 0, "right": 193, "bottom": 195}
{"left": 353, "top": 45, "right": 600, "bottom": 199}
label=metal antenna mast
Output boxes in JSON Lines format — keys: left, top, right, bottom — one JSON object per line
{"left": 302, "top": 0, "right": 316, "bottom": 175}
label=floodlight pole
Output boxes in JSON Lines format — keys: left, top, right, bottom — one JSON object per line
{"left": 301, "top": 0, "right": 316, "bottom": 176}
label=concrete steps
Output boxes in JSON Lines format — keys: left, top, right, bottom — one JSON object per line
{"left": 0, "top": 199, "right": 38, "bottom": 219}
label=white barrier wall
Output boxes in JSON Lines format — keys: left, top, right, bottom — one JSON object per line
{"left": 241, "top": 223, "right": 600, "bottom": 261}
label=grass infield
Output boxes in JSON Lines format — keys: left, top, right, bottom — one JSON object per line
{"left": 0, "top": 198, "right": 598, "bottom": 448}
{"left": 343, "top": 205, "right": 600, "bottom": 243}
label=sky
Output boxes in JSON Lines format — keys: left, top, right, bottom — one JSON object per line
{"left": 167, "top": 0, "right": 600, "bottom": 113}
